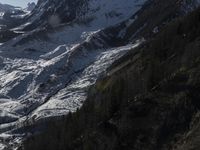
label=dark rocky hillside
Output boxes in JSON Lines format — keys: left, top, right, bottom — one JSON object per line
{"left": 21, "top": 5, "right": 200, "bottom": 150}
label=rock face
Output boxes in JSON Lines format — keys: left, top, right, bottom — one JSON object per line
{"left": 0, "top": 4, "right": 28, "bottom": 42}
{"left": 26, "top": 2, "right": 36, "bottom": 12}
{"left": 0, "top": 3, "right": 24, "bottom": 29}
{"left": 23, "top": 0, "right": 89, "bottom": 30}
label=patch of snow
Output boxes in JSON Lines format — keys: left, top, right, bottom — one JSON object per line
{"left": 153, "top": 26, "right": 159, "bottom": 34}
{"left": 0, "top": 143, "right": 5, "bottom": 150}
{"left": 32, "top": 43, "right": 141, "bottom": 120}
{"left": 181, "top": 0, "right": 200, "bottom": 13}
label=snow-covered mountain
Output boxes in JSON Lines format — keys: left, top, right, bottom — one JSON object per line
{"left": 0, "top": 3, "right": 31, "bottom": 42}
{"left": 0, "top": 0, "right": 147, "bottom": 149}
{"left": 0, "top": 3, "right": 20, "bottom": 12}
{"left": 0, "top": 3, "right": 23, "bottom": 25}
{"left": 0, "top": 0, "right": 200, "bottom": 149}
{"left": 0, "top": 0, "right": 146, "bottom": 119}
{"left": 15, "top": 0, "right": 147, "bottom": 31}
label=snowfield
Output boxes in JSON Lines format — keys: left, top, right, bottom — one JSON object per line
{"left": 0, "top": 0, "right": 147, "bottom": 149}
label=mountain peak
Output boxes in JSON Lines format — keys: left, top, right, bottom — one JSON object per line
{"left": 27, "top": 2, "right": 36, "bottom": 11}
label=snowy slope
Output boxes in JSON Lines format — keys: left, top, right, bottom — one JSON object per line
{"left": 0, "top": 0, "right": 147, "bottom": 149}
{"left": 0, "top": 42, "right": 142, "bottom": 150}
{"left": 16, "top": 0, "right": 147, "bottom": 31}
{"left": 0, "top": 0, "right": 146, "bottom": 123}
